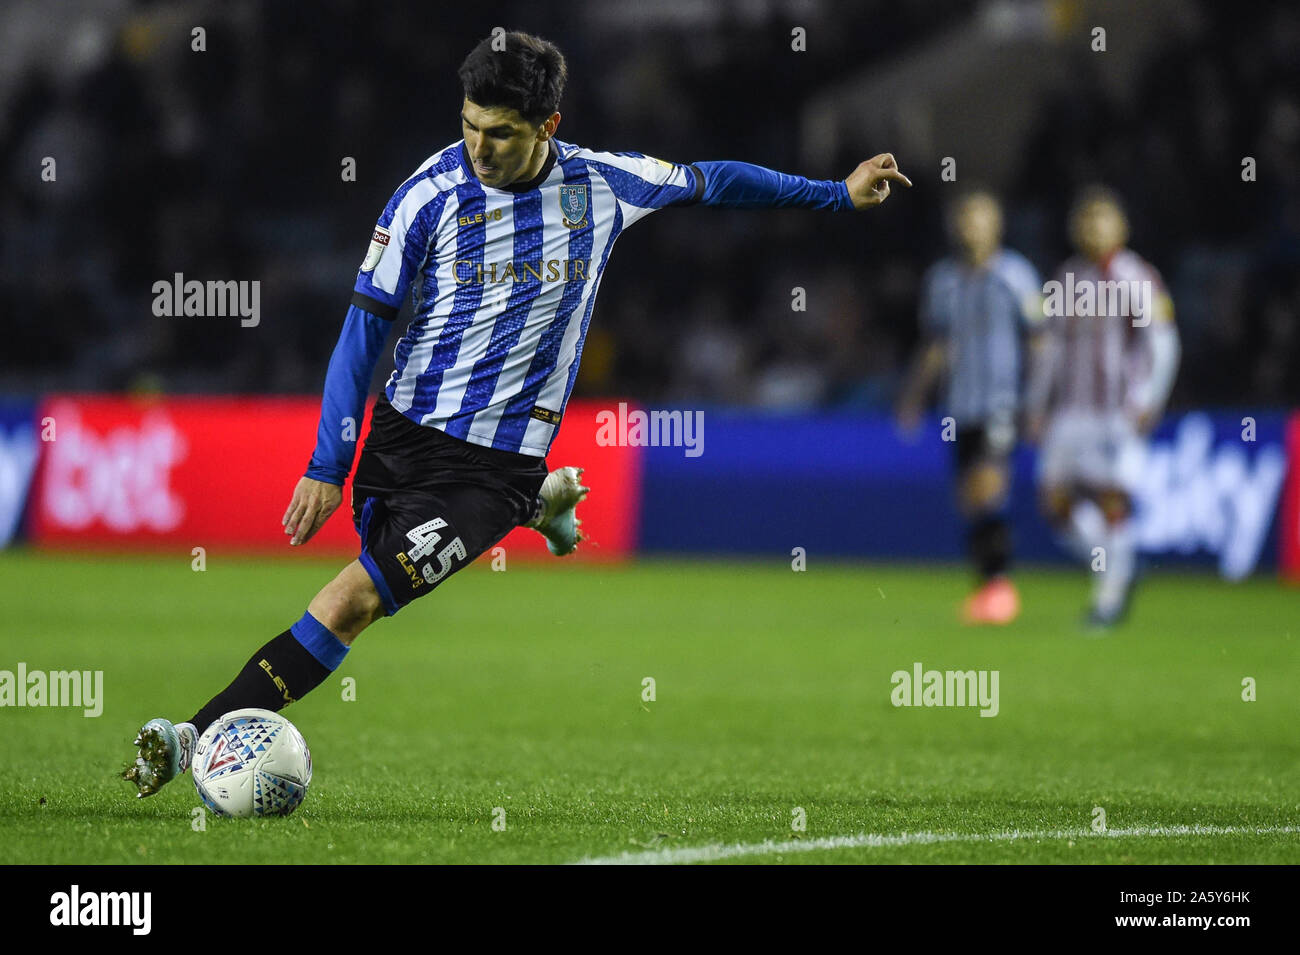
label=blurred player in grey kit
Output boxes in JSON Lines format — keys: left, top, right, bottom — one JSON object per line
{"left": 898, "top": 190, "right": 1041, "bottom": 624}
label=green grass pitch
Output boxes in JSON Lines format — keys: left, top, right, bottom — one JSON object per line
{"left": 1, "top": 550, "right": 1296, "bottom": 864}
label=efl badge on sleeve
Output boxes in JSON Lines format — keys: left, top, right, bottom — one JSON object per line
{"left": 360, "top": 225, "right": 391, "bottom": 272}
{"left": 559, "top": 184, "right": 589, "bottom": 230}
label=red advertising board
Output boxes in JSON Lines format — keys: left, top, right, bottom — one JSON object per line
{"left": 28, "top": 395, "right": 640, "bottom": 560}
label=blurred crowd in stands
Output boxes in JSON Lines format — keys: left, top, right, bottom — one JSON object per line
{"left": 2, "top": 0, "right": 1297, "bottom": 411}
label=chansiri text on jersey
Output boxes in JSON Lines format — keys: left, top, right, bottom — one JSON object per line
{"left": 453, "top": 258, "right": 592, "bottom": 285}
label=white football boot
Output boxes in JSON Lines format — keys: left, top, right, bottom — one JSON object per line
{"left": 527, "top": 466, "right": 590, "bottom": 556}
{"left": 122, "top": 718, "right": 198, "bottom": 798}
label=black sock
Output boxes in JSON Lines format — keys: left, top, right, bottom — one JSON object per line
{"left": 189, "top": 629, "right": 331, "bottom": 731}
{"left": 968, "top": 515, "right": 1011, "bottom": 581}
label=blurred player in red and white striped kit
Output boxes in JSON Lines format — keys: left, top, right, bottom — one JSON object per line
{"left": 1026, "top": 187, "right": 1180, "bottom": 629}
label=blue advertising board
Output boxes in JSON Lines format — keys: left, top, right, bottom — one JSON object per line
{"left": 638, "top": 409, "right": 1288, "bottom": 577}
{"left": 0, "top": 401, "right": 40, "bottom": 548}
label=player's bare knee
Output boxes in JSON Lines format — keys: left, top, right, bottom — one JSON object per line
{"left": 1039, "top": 487, "right": 1071, "bottom": 527}
{"left": 961, "top": 465, "right": 1007, "bottom": 514}
{"left": 308, "top": 563, "right": 384, "bottom": 644}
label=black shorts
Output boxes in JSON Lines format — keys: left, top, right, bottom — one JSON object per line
{"left": 953, "top": 418, "right": 1016, "bottom": 474}
{"left": 350, "top": 397, "right": 547, "bottom": 616}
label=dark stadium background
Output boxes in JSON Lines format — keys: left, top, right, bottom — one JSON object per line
{"left": 3, "top": 0, "right": 1296, "bottom": 409}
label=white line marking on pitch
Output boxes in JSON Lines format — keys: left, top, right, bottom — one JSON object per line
{"left": 572, "top": 824, "right": 1300, "bottom": 865}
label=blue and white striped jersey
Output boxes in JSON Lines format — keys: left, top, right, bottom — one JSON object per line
{"left": 918, "top": 249, "right": 1042, "bottom": 426}
{"left": 351, "top": 138, "right": 701, "bottom": 456}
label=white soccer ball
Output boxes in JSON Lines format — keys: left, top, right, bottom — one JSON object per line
{"left": 192, "top": 708, "right": 312, "bottom": 818}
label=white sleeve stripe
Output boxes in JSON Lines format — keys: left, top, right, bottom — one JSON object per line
{"left": 370, "top": 179, "right": 445, "bottom": 295}
{"left": 571, "top": 148, "right": 688, "bottom": 186}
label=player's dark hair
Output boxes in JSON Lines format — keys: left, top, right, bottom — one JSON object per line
{"left": 458, "top": 31, "right": 567, "bottom": 125}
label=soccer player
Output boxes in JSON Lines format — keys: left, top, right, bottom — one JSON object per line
{"left": 124, "top": 31, "right": 912, "bottom": 796}
{"left": 1026, "top": 187, "right": 1179, "bottom": 629}
{"left": 897, "top": 191, "right": 1041, "bottom": 624}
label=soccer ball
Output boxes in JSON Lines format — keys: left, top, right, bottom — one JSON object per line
{"left": 192, "top": 708, "right": 312, "bottom": 818}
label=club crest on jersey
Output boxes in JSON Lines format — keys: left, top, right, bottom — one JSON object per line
{"left": 360, "top": 225, "right": 391, "bottom": 272}
{"left": 559, "top": 184, "right": 589, "bottom": 229}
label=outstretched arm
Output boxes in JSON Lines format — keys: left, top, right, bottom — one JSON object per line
{"left": 691, "top": 153, "right": 911, "bottom": 211}
{"left": 843, "top": 153, "right": 913, "bottom": 208}
{"left": 586, "top": 148, "right": 910, "bottom": 223}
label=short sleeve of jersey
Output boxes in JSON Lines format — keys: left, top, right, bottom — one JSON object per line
{"left": 918, "top": 261, "right": 954, "bottom": 338}
{"left": 1141, "top": 261, "right": 1175, "bottom": 325}
{"left": 579, "top": 150, "right": 702, "bottom": 228}
{"left": 352, "top": 175, "right": 447, "bottom": 320}
{"left": 992, "top": 250, "right": 1044, "bottom": 330}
